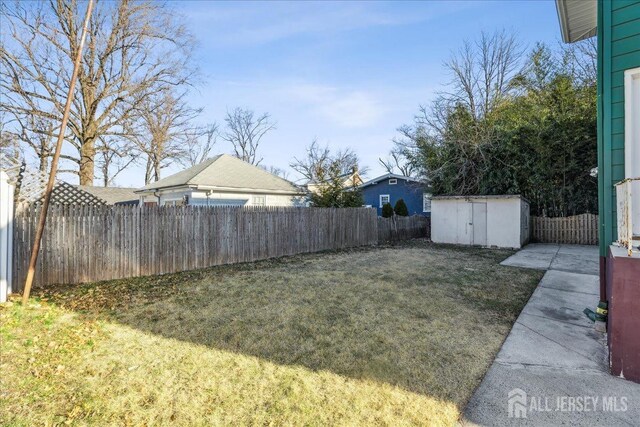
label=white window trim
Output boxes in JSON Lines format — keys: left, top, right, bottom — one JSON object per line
{"left": 624, "top": 67, "right": 640, "bottom": 238}
{"left": 389, "top": 178, "right": 398, "bottom": 185}
{"left": 423, "top": 193, "right": 432, "bottom": 213}
{"left": 252, "top": 195, "right": 266, "bottom": 206}
{"left": 379, "top": 194, "right": 390, "bottom": 208}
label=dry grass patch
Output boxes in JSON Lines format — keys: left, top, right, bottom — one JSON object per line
{"left": 1, "top": 240, "right": 542, "bottom": 426}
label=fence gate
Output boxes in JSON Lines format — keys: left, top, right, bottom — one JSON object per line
{"left": 0, "top": 171, "right": 14, "bottom": 302}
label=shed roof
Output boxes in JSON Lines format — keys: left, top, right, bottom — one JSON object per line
{"left": 555, "top": 0, "right": 597, "bottom": 43}
{"left": 432, "top": 194, "right": 529, "bottom": 203}
{"left": 137, "top": 154, "right": 302, "bottom": 194}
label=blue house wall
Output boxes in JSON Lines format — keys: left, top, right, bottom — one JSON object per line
{"left": 361, "top": 177, "right": 429, "bottom": 216}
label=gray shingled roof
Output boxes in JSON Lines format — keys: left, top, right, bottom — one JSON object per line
{"left": 137, "top": 154, "right": 301, "bottom": 194}
{"left": 77, "top": 185, "right": 138, "bottom": 205}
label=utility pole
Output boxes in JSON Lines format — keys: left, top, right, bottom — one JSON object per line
{"left": 22, "top": 0, "right": 95, "bottom": 304}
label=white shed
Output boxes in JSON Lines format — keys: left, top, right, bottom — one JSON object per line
{"left": 431, "top": 195, "right": 530, "bottom": 248}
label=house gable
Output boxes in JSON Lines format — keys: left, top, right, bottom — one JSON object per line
{"left": 359, "top": 175, "right": 429, "bottom": 216}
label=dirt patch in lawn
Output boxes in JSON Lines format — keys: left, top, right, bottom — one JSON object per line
{"left": 1, "top": 240, "right": 543, "bottom": 426}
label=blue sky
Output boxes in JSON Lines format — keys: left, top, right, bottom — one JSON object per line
{"left": 114, "top": 1, "right": 563, "bottom": 185}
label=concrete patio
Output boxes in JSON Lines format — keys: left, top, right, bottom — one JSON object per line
{"left": 499, "top": 243, "right": 599, "bottom": 275}
{"left": 463, "top": 244, "right": 640, "bottom": 426}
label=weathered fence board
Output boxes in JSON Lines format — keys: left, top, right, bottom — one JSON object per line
{"left": 378, "top": 215, "right": 431, "bottom": 242}
{"left": 12, "top": 205, "right": 381, "bottom": 289}
{"left": 531, "top": 214, "right": 598, "bottom": 245}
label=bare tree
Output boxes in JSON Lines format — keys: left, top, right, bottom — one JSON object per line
{"left": 561, "top": 37, "right": 597, "bottom": 85}
{"left": 290, "top": 139, "right": 367, "bottom": 183}
{"left": 379, "top": 145, "right": 416, "bottom": 177}
{"left": 183, "top": 122, "right": 219, "bottom": 167}
{"left": 222, "top": 108, "right": 275, "bottom": 166}
{"left": 259, "top": 164, "right": 290, "bottom": 180}
{"left": 442, "top": 29, "right": 522, "bottom": 121}
{"left": 1, "top": 0, "right": 196, "bottom": 185}
{"left": 96, "top": 136, "right": 136, "bottom": 187}
{"left": 132, "top": 88, "right": 202, "bottom": 184}
{"left": 4, "top": 114, "right": 56, "bottom": 174}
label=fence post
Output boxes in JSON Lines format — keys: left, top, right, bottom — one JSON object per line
{"left": 1, "top": 171, "right": 14, "bottom": 302}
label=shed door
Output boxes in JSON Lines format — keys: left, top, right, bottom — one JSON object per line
{"left": 472, "top": 202, "right": 487, "bottom": 246}
{"left": 456, "top": 202, "right": 473, "bottom": 244}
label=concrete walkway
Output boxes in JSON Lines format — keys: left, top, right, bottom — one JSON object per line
{"left": 463, "top": 244, "right": 640, "bottom": 426}
{"left": 499, "top": 243, "right": 599, "bottom": 275}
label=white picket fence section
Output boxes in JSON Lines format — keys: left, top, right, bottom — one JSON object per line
{"left": 0, "top": 171, "right": 14, "bottom": 302}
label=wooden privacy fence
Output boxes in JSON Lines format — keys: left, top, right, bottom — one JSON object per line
{"left": 12, "top": 205, "right": 378, "bottom": 289}
{"left": 378, "top": 215, "right": 430, "bottom": 242}
{"left": 531, "top": 213, "right": 599, "bottom": 245}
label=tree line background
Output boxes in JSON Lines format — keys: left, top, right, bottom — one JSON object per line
{"left": 1, "top": 2, "right": 597, "bottom": 215}
{"left": 385, "top": 31, "right": 597, "bottom": 217}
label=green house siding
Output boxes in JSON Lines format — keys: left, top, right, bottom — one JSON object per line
{"left": 598, "top": 0, "right": 640, "bottom": 256}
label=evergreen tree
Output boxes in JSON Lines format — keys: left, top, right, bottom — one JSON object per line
{"left": 381, "top": 203, "right": 394, "bottom": 218}
{"left": 394, "top": 199, "right": 409, "bottom": 216}
{"left": 309, "top": 161, "right": 364, "bottom": 208}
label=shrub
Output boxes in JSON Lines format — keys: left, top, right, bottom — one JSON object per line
{"left": 381, "top": 203, "right": 394, "bottom": 218}
{"left": 394, "top": 199, "right": 409, "bottom": 216}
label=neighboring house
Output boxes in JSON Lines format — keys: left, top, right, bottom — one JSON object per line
{"left": 306, "top": 169, "right": 363, "bottom": 194}
{"left": 77, "top": 185, "right": 139, "bottom": 205}
{"left": 359, "top": 173, "right": 431, "bottom": 216}
{"left": 556, "top": 0, "right": 640, "bottom": 382}
{"left": 136, "top": 154, "right": 305, "bottom": 207}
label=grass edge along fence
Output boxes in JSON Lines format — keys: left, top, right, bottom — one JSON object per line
{"left": 531, "top": 213, "right": 598, "bottom": 245}
{"left": 12, "top": 204, "right": 386, "bottom": 290}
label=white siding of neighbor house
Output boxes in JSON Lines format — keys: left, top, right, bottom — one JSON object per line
{"left": 431, "top": 196, "right": 529, "bottom": 248}
{"left": 139, "top": 189, "right": 305, "bottom": 207}
{"left": 189, "top": 191, "right": 304, "bottom": 207}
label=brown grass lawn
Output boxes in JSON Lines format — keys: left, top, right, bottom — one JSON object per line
{"left": 0, "top": 240, "right": 543, "bottom": 426}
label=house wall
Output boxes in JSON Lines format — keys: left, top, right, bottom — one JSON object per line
{"left": 599, "top": 0, "right": 640, "bottom": 256}
{"left": 361, "top": 178, "right": 429, "bottom": 216}
{"left": 190, "top": 191, "right": 304, "bottom": 207}
{"left": 139, "top": 189, "right": 304, "bottom": 207}
{"left": 431, "top": 197, "right": 525, "bottom": 248}
{"left": 606, "top": 245, "right": 640, "bottom": 383}
{"left": 599, "top": 0, "right": 640, "bottom": 384}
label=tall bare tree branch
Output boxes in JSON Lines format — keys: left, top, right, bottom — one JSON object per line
{"left": 183, "top": 122, "right": 219, "bottom": 167}
{"left": 290, "top": 139, "right": 367, "bottom": 184}
{"left": 1, "top": 0, "right": 196, "bottom": 184}
{"left": 221, "top": 108, "right": 275, "bottom": 166}
{"left": 132, "top": 88, "right": 201, "bottom": 184}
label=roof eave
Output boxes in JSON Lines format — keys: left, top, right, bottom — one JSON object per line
{"left": 555, "top": 0, "right": 597, "bottom": 44}
{"left": 358, "top": 173, "right": 425, "bottom": 189}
